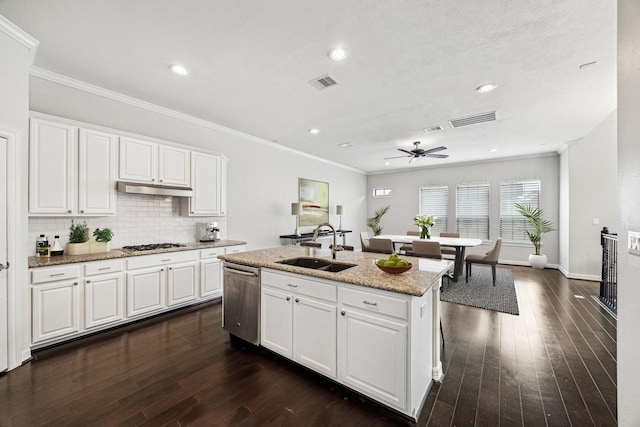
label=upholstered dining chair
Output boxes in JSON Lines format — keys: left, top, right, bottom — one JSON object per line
{"left": 407, "top": 240, "right": 443, "bottom": 259}
{"left": 300, "top": 241, "right": 321, "bottom": 248}
{"left": 366, "top": 238, "right": 395, "bottom": 254}
{"left": 398, "top": 231, "right": 421, "bottom": 254}
{"left": 465, "top": 238, "right": 503, "bottom": 286}
{"left": 360, "top": 231, "right": 371, "bottom": 251}
{"left": 438, "top": 232, "right": 459, "bottom": 258}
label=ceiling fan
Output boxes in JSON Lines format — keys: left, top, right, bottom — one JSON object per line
{"left": 385, "top": 141, "right": 449, "bottom": 163}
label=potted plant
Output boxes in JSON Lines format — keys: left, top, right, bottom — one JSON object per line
{"left": 367, "top": 205, "right": 390, "bottom": 236}
{"left": 514, "top": 203, "right": 555, "bottom": 269}
{"left": 66, "top": 219, "right": 90, "bottom": 256}
{"left": 91, "top": 228, "right": 114, "bottom": 253}
{"left": 413, "top": 214, "right": 436, "bottom": 239}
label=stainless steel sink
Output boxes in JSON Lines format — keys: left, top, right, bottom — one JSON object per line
{"left": 277, "top": 257, "right": 357, "bottom": 272}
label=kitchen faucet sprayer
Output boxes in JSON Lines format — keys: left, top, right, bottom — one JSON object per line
{"left": 312, "top": 223, "right": 342, "bottom": 259}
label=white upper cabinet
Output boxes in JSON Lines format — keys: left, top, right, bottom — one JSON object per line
{"left": 119, "top": 137, "right": 190, "bottom": 187}
{"left": 185, "top": 151, "right": 226, "bottom": 216}
{"left": 29, "top": 117, "right": 116, "bottom": 216}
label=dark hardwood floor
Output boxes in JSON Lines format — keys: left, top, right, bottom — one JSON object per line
{"left": 0, "top": 266, "right": 617, "bottom": 426}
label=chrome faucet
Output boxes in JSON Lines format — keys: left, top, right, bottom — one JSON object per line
{"left": 312, "top": 222, "right": 342, "bottom": 259}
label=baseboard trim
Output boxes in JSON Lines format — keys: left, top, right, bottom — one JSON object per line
{"left": 498, "top": 260, "right": 599, "bottom": 282}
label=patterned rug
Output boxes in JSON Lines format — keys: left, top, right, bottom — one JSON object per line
{"left": 441, "top": 266, "right": 519, "bottom": 315}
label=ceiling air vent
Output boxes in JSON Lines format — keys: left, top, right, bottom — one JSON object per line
{"left": 309, "top": 74, "right": 339, "bottom": 90}
{"left": 448, "top": 111, "right": 497, "bottom": 128}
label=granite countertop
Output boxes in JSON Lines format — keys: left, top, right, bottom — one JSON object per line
{"left": 28, "top": 240, "right": 247, "bottom": 268}
{"left": 218, "top": 246, "right": 452, "bottom": 297}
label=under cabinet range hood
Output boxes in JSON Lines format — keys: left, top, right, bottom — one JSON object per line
{"left": 116, "top": 181, "right": 194, "bottom": 197}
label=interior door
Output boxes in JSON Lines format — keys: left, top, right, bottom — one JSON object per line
{"left": 1, "top": 136, "right": 8, "bottom": 371}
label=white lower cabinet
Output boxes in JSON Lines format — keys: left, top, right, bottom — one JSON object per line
{"left": 167, "top": 261, "right": 198, "bottom": 306}
{"left": 200, "top": 247, "right": 225, "bottom": 298}
{"left": 261, "top": 270, "right": 338, "bottom": 379}
{"left": 32, "top": 279, "right": 80, "bottom": 343}
{"left": 85, "top": 273, "right": 124, "bottom": 329}
{"left": 126, "top": 267, "right": 165, "bottom": 317}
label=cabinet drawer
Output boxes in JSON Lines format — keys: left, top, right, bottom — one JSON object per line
{"left": 126, "top": 250, "right": 199, "bottom": 270}
{"left": 84, "top": 259, "right": 123, "bottom": 276}
{"left": 200, "top": 247, "right": 225, "bottom": 259}
{"left": 262, "top": 270, "right": 337, "bottom": 303}
{"left": 342, "top": 287, "right": 408, "bottom": 320}
{"left": 31, "top": 265, "right": 80, "bottom": 284}
{"left": 225, "top": 245, "right": 246, "bottom": 254}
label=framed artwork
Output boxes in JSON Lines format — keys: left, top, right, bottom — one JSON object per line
{"left": 299, "top": 178, "right": 329, "bottom": 226}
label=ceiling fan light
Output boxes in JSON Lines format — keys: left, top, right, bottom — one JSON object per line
{"left": 476, "top": 83, "right": 497, "bottom": 93}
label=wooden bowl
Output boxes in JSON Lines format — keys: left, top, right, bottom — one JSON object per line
{"left": 376, "top": 262, "right": 412, "bottom": 274}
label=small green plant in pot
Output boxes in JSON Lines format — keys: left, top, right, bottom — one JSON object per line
{"left": 66, "top": 220, "right": 90, "bottom": 255}
{"left": 514, "top": 203, "right": 554, "bottom": 269}
{"left": 91, "top": 227, "right": 114, "bottom": 254}
{"left": 367, "top": 205, "right": 390, "bottom": 236}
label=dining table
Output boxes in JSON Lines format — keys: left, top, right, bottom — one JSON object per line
{"left": 371, "top": 235, "right": 483, "bottom": 282}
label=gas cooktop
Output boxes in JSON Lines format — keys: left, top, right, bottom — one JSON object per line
{"left": 121, "top": 243, "right": 186, "bottom": 253}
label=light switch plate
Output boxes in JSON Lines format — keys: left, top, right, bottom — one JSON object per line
{"left": 629, "top": 231, "right": 640, "bottom": 256}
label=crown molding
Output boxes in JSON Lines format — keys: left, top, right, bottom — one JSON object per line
{"left": 29, "top": 67, "right": 365, "bottom": 175}
{"left": 0, "top": 15, "right": 39, "bottom": 64}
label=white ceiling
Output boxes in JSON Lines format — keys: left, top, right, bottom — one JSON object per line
{"left": 1, "top": 0, "right": 617, "bottom": 173}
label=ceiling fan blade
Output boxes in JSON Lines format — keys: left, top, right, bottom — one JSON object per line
{"left": 408, "top": 156, "right": 417, "bottom": 164}
{"left": 425, "top": 153, "right": 449, "bottom": 159}
{"left": 423, "top": 146, "right": 447, "bottom": 154}
{"left": 398, "top": 149, "right": 415, "bottom": 155}
{"left": 384, "top": 155, "right": 411, "bottom": 160}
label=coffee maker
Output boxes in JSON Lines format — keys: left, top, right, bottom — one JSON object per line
{"left": 197, "top": 222, "right": 220, "bottom": 242}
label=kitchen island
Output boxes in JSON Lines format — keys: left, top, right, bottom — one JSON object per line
{"left": 218, "top": 246, "right": 451, "bottom": 421}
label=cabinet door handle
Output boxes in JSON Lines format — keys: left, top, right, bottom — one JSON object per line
{"left": 73, "top": 282, "right": 78, "bottom": 286}
{"left": 80, "top": 210, "right": 85, "bottom": 213}
{"left": 67, "top": 210, "right": 72, "bottom": 213}
{"left": 169, "top": 267, "right": 173, "bottom": 270}
{"left": 162, "top": 259, "right": 172, "bottom": 262}
{"left": 86, "top": 280, "right": 91, "bottom": 283}
{"left": 98, "top": 267, "right": 111, "bottom": 271}
{"left": 287, "top": 283, "right": 298, "bottom": 288}
{"left": 152, "top": 178, "right": 155, "bottom": 182}
{"left": 362, "top": 300, "right": 378, "bottom": 306}
{"left": 341, "top": 310, "right": 346, "bottom": 316}
{"left": 286, "top": 296, "right": 291, "bottom": 301}
{"left": 159, "top": 179, "right": 163, "bottom": 182}
{"left": 50, "top": 273, "right": 65, "bottom": 277}
{"left": 295, "top": 298, "right": 299, "bottom": 303}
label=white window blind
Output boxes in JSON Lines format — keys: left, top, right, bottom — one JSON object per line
{"left": 419, "top": 185, "right": 448, "bottom": 234}
{"left": 500, "top": 179, "right": 541, "bottom": 242}
{"left": 456, "top": 182, "right": 490, "bottom": 239}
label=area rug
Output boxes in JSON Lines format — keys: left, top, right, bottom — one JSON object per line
{"left": 441, "top": 266, "right": 519, "bottom": 315}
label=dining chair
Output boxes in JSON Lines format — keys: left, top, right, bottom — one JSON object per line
{"left": 330, "top": 244, "right": 354, "bottom": 251}
{"left": 407, "top": 240, "right": 443, "bottom": 259}
{"left": 439, "top": 232, "right": 459, "bottom": 258}
{"left": 366, "top": 238, "right": 395, "bottom": 254}
{"left": 300, "top": 241, "right": 321, "bottom": 248}
{"left": 398, "top": 231, "right": 421, "bottom": 254}
{"left": 465, "top": 238, "right": 503, "bottom": 286}
{"left": 360, "top": 231, "right": 371, "bottom": 251}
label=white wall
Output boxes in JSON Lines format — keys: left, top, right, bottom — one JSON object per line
{"left": 617, "top": 1, "right": 640, "bottom": 424}
{"left": 566, "top": 112, "right": 617, "bottom": 278}
{"left": 28, "top": 76, "right": 367, "bottom": 251}
{"left": 367, "top": 155, "right": 560, "bottom": 264}
{"left": 0, "top": 16, "right": 33, "bottom": 368}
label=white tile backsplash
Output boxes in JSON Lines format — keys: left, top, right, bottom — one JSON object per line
{"left": 28, "top": 193, "right": 227, "bottom": 255}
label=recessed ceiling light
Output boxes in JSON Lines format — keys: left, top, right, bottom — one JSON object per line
{"left": 476, "top": 83, "right": 497, "bottom": 93}
{"left": 169, "top": 64, "right": 189, "bottom": 76}
{"left": 309, "top": 128, "right": 320, "bottom": 134}
{"left": 489, "top": 148, "right": 499, "bottom": 152}
{"left": 385, "top": 162, "right": 390, "bottom": 166}
{"left": 424, "top": 126, "right": 444, "bottom": 133}
{"left": 328, "top": 47, "right": 347, "bottom": 61}
{"left": 338, "top": 142, "right": 355, "bottom": 148}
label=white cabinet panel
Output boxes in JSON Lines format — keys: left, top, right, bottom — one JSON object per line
{"left": 29, "top": 119, "right": 75, "bottom": 214}
{"left": 261, "top": 287, "right": 293, "bottom": 357}
{"left": 126, "top": 267, "right": 164, "bottom": 317}
{"left": 85, "top": 273, "right": 123, "bottom": 329}
{"left": 119, "top": 137, "right": 157, "bottom": 183}
{"left": 294, "top": 296, "right": 337, "bottom": 378}
{"left": 158, "top": 145, "right": 190, "bottom": 186}
{"left": 200, "top": 258, "right": 222, "bottom": 298}
{"left": 78, "top": 128, "right": 117, "bottom": 215}
{"left": 32, "top": 279, "right": 79, "bottom": 342}
{"left": 167, "top": 262, "right": 198, "bottom": 306}
{"left": 187, "top": 152, "right": 221, "bottom": 216}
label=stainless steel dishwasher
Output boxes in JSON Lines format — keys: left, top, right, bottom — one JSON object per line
{"left": 222, "top": 262, "right": 261, "bottom": 345}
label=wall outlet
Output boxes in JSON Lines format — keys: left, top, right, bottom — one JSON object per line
{"left": 629, "top": 231, "right": 640, "bottom": 256}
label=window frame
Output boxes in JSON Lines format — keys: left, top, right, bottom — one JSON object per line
{"left": 499, "top": 178, "right": 542, "bottom": 243}
{"left": 455, "top": 181, "right": 490, "bottom": 240}
{"left": 418, "top": 185, "right": 449, "bottom": 235}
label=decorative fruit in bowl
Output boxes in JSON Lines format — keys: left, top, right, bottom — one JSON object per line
{"left": 376, "top": 253, "right": 412, "bottom": 274}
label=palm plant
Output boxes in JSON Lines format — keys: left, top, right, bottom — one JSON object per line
{"left": 514, "top": 203, "right": 554, "bottom": 255}
{"left": 367, "top": 205, "right": 390, "bottom": 236}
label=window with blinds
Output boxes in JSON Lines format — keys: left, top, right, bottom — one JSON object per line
{"left": 500, "top": 179, "right": 541, "bottom": 242}
{"left": 456, "top": 182, "right": 490, "bottom": 239}
{"left": 419, "top": 185, "right": 448, "bottom": 234}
